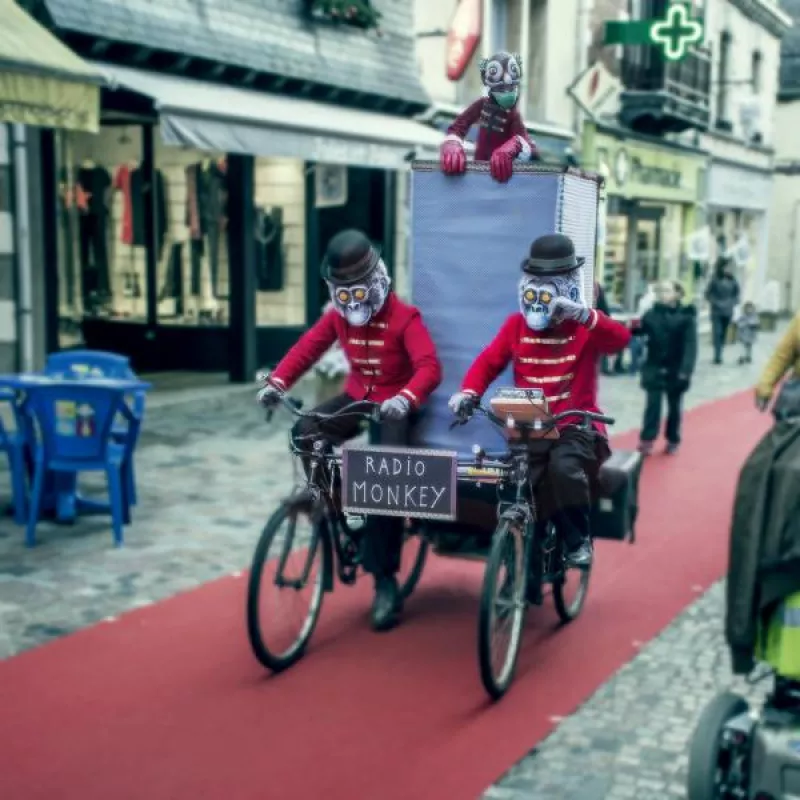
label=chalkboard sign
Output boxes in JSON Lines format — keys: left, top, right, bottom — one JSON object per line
{"left": 341, "top": 445, "right": 458, "bottom": 521}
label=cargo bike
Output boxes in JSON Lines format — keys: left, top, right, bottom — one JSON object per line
{"left": 246, "top": 163, "right": 643, "bottom": 700}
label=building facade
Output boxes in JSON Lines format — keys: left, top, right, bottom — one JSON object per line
{"left": 16, "top": 0, "right": 441, "bottom": 379}
{"left": 769, "top": 0, "right": 800, "bottom": 313}
{"left": 698, "top": 0, "right": 789, "bottom": 304}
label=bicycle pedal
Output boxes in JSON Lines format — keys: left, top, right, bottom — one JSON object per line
{"left": 344, "top": 513, "right": 366, "bottom": 530}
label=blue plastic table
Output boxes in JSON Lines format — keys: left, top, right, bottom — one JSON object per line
{"left": 0, "top": 374, "right": 150, "bottom": 523}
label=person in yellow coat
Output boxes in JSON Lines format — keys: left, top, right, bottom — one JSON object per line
{"left": 755, "top": 310, "right": 800, "bottom": 411}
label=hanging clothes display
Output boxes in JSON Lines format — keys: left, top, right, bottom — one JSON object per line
{"left": 114, "top": 163, "right": 168, "bottom": 258}
{"left": 76, "top": 163, "right": 112, "bottom": 307}
{"left": 158, "top": 242, "right": 185, "bottom": 316}
{"left": 185, "top": 158, "right": 227, "bottom": 298}
{"left": 254, "top": 206, "right": 285, "bottom": 292}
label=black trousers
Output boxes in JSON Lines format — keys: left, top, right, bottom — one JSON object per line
{"left": 291, "top": 393, "right": 406, "bottom": 579}
{"left": 528, "top": 428, "right": 604, "bottom": 549}
{"left": 78, "top": 213, "right": 110, "bottom": 301}
{"left": 190, "top": 228, "right": 221, "bottom": 298}
{"left": 641, "top": 387, "right": 684, "bottom": 444}
{"left": 712, "top": 314, "right": 732, "bottom": 362}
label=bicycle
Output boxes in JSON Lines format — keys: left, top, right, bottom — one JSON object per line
{"left": 451, "top": 391, "right": 614, "bottom": 699}
{"left": 246, "top": 393, "right": 429, "bottom": 673}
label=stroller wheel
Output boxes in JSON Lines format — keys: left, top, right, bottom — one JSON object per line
{"left": 687, "top": 691, "right": 751, "bottom": 800}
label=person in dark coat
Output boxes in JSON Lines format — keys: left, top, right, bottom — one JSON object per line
{"left": 705, "top": 256, "right": 740, "bottom": 365}
{"left": 637, "top": 280, "right": 698, "bottom": 455}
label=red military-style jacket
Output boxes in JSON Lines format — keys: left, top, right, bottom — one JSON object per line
{"left": 461, "top": 309, "right": 631, "bottom": 433}
{"left": 270, "top": 293, "right": 442, "bottom": 407}
{"left": 447, "top": 97, "right": 537, "bottom": 162}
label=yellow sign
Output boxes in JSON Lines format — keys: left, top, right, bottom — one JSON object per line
{"left": 0, "top": 0, "right": 102, "bottom": 132}
{"left": 586, "top": 125, "right": 705, "bottom": 204}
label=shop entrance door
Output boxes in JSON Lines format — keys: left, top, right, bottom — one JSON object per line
{"left": 312, "top": 167, "right": 391, "bottom": 322}
{"left": 627, "top": 205, "right": 664, "bottom": 310}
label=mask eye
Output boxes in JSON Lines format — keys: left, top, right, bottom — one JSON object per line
{"left": 337, "top": 289, "right": 350, "bottom": 304}
{"left": 352, "top": 287, "right": 367, "bottom": 302}
{"left": 486, "top": 61, "right": 502, "bottom": 81}
{"left": 508, "top": 60, "right": 520, "bottom": 80}
{"left": 540, "top": 291, "right": 552, "bottom": 304}
{"left": 523, "top": 289, "right": 536, "bottom": 302}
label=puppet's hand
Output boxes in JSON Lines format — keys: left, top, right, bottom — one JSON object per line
{"left": 490, "top": 138, "right": 523, "bottom": 182}
{"left": 380, "top": 395, "right": 411, "bottom": 421}
{"left": 755, "top": 392, "right": 770, "bottom": 412}
{"left": 440, "top": 139, "right": 466, "bottom": 175}
{"left": 551, "top": 296, "right": 591, "bottom": 325}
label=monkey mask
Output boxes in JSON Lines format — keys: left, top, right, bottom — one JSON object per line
{"left": 519, "top": 270, "right": 583, "bottom": 331}
{"left": 480, "top": 51, "right": 522, "bottom": 110}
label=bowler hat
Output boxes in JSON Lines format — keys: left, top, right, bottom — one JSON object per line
{"left": 521, "top": 233, "right": 585, "bottom": 276}
{"left": 320, "top": 229, "right": 381, "bottom": 284}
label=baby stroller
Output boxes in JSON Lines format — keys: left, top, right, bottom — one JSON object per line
{"left": 687, "top": 404, "right": 800, "bottom": 800}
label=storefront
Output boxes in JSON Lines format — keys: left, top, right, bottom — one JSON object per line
{"left": 582, "top": 122, "right": 707, "bottom": 311}
{"left": 706, "top": 160, "right": 773, "bottom": 302}
{"left": 0, "top": 0, "right": 103, "bottom": 372}
{"left": 26, "top": 0, "right": 440, "bottom": 381}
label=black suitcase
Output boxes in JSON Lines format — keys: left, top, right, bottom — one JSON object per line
{"left": 590, "top": 449, "right": 643, "bottom": 543}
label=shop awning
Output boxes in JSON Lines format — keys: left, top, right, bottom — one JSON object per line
{"left": 0, "top": 0, "right": 103, "bottom": 132}
{"left": 97, "top": 63, "right": 443, "bottom": 170}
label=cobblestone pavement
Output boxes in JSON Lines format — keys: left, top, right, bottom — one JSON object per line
{"left": 0, "top": 327, "right": 785, "bottom": 795}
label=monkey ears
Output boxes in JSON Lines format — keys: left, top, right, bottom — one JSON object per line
{"left": 478, "top": 58, "right": 488, "bottom": 72}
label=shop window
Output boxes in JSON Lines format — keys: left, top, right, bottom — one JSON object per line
{"left": 715, "top": 31, "right": 731, "bottom": 129}
{"left": 153, "top": 144, "right": 230, "bottom": 326}
{"left": 491, "top": 0, "right": 508, "bottom": 53}
{"left": 254, "top": 157, "right": 307, "bottom": 327}
{"left": 55, "top": 126, "right": 151, "bottom": 347}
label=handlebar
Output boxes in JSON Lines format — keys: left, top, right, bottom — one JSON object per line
{"left": 264, "top": 391, "right": 380, "bottom": 425}
{"left": 450, "top": 400, "right": 614, "bottom": 432}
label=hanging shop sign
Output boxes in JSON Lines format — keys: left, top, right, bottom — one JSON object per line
{"left": 567, "top": 62, "right": 621, "bottom": 119}
{"left": 446, "top": 0, "right": 482, "bottom": 82}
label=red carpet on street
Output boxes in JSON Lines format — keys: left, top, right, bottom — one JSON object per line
{"left": 0, "top": 391, "right": 769, "bottom": 800}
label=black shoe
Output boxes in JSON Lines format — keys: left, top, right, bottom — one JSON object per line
{"left": 565, "top": 539, "right": 593, "bottom": 569}
{"left": 665, "top": 442, "right": 679, "bottom": 455}
{"left": 371, "top": 576, "right": 402, "bottom": 632}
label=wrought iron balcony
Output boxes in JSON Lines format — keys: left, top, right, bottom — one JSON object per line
{"left": 619, "top": 44, "right": 711, "bottom": 135}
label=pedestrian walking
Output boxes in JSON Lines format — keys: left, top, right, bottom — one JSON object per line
{"left": 705, "top": 256, "right": 740, "bottom": 365}
{"left": 736, "top": 301, "right": 760, "bottom": 365}
{"left": 636, "top": 280, "right": 698, "bottom": 456}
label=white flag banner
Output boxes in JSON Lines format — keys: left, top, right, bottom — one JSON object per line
{"left": 685, "top": 226, "right": 711, "bottom": 262}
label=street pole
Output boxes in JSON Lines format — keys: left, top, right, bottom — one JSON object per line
{"left": 519, "top": 0, "right": 531, "bottom": 114}
{"left": 11, "top": 123, "right": 33, "bottom": 372}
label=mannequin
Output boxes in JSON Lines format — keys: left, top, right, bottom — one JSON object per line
{"left": 185, "top": 155, "right": 227, "bottom": 318}
{"left": 76, "top": 157, "right": 112, "bottom": 313}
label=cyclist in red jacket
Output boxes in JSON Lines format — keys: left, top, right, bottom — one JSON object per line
{"left": 449, "top": 234, "right": 630, "bottom": 567}
{"left": 258, "top": 229, "right": 442, "bottom": 630}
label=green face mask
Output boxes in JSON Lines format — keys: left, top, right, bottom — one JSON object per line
{"left": 492, "top": 89, "right": 519, "bottom": 109}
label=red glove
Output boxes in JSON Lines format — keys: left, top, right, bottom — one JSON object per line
{"left": 440, "top": 139, "right": 466, "bottom": 175}
{"left": 490, "top": 137, "right": 523, "bottom": 183}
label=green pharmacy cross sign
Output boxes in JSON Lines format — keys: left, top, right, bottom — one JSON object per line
{"left": 604, "top": 2, "right": 704, "bottom": 62}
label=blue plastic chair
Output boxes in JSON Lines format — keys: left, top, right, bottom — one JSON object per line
{"left": 22, "top": 382, "right": 140, "bottom": 547}
{"left": 0, "top": 388, "right": 28, "bottom": 524}
{"left": 44, "top": 350, "right": 145, "bottom": 508}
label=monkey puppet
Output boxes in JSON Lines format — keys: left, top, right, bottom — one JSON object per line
{"left": 440, "top": 51, "right": 539, "bottom": 183}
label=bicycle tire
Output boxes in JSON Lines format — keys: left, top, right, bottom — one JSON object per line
{"left": 552, "top": 541, "right": 591, "bottom": 624}
{"left": 399, "top": 534, "right": 429, "bottom": 600}
{"left": 246, "top": 502, "right": 328, "bottom": 672}
{"left": 478, "top": 519, "right": 529, "bottom": 700}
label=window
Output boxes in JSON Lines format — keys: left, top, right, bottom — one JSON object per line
{"left": 491, "top": 0, "right": 508, "bottom": 53}
{"left": 716, "top": 31, "right": 731, "bottom": 124}
{"left": 751, "top": 50, "right": 762, "bottom": 94}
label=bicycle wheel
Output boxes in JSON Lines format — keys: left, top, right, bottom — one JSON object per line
{"left": 398, "top": 524, "right": 429, "bottom": 600}
{"left": 478, "top": 519, "right": 529, "bottom": 700}
{"left": 552, "top": 537, "right": 591, "bottom": 623}
{"left": 246, "top": 502, "right": 328, "bottom": 672}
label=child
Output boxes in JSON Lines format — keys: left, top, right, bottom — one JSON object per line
{"left": 737, "top": 302, "right": 760, "bottom": 365}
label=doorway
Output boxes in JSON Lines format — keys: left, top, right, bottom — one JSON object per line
{"left": 309, "top": 166, "right": 394, "bottom": 322}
